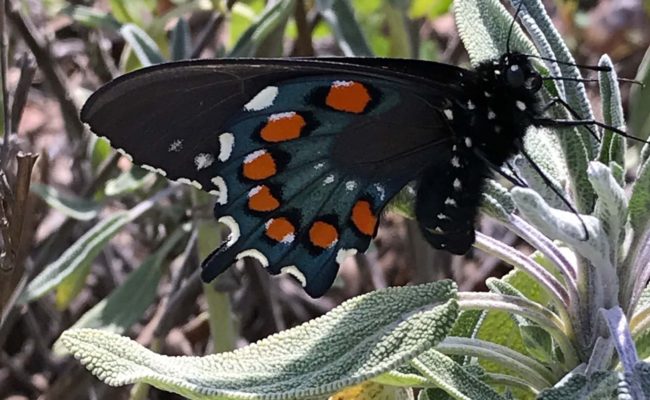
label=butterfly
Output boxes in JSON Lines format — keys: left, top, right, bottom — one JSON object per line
{"left": 81, "top": 53, "right": 548, "bottom": 297}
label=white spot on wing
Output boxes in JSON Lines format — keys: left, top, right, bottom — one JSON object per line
{"left": 210, "top": 176, "right": 228, "bottom": 205}
{"left": 516, "top": 100, "right": 526, "bottom": 111}
{"left": 248, "top": 185, "right": 262, "bottom": 197}
{"left": 374, "top": 183, "right": 386, "bottom": 201}
{"left": 336, "top": 248, "right": 357, "bottom": 264}
{"left": 484, "top": 91, "right": 492, "bottom": 98}
{"left": 264, "top": 219, "right": 295, "bottom": 244}
{"left": 453, "top": 178, "right": 462, "bottom": 190}
{"left": 236, "top": 249, "right": 269, "bottom": 267}
{"left": 445, "top": 197, "right": 457, "bottom": 206}
{"left": 218, "top": 132, "right": 235, "bottom": 162}
{"left": 218, "top": 216, "right": 240, "bottom": 246}
{"left": 269, "top": 111, "right": 297, "bottom": 121}
{"left": 487, "top": 110, "right": 496, "bottom": 120}
{"left": 177, "top": 177, "right": 192, "bottom": 185}
{"left": 314, "top": 162, "right": 325, "bottom": 170}
{"left": 510, "top": 64, "right": 520, "bottom": 72}
{"left": 437, "top": 213, "right": 449, "bottom": 220}
{"left": 244, "top": 86, "right": 278, "bottom": 111}
{"left": 345, "top": 180, "right": 357, "bottom": 191}
{"left": 323, "top": 174, "right": 335, "bottom": 185}
{"left": 444, "top": 109, "right": 454, "bottom": 120}
{"left": 190, "top": 180, "right": 203, "bottom": 189}
{"left": 116, "top": 148, "right": 134, "bottom": 162}
{"left": 451, "top": 156, "right": 461, "bottom": 168}
{"left": 332, "top": 80, "right": 355, "bottom": 88}
{"left": 467, "top": 100, "right": 475, "bottom": 110}
{"left": 141, "top": 164, "right": 167, "bottom": 176}
{"left": 244, "top": 149, "right": 266, "bottom": 164}
{"left": 465, "top": 137, "right": 472, "bottom": 148}
{"left": 168, "top": 139, "right": 183, "bottom": 152}
{"left": 281, "top": 265, "right": 307, "bottom": 287}
{"left": 194, "top": 153, "right": 214, "bottom": 170}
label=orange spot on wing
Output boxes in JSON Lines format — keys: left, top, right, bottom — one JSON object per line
{"left": 265, "top": 217, "right": 295, "bottom": 243}
{"left": 242, "top": 150, "right": 276, "bottom": 180}
{"left": 309, "top": 221, "right": 339, "bottom": 249}
{"left": 326, "top": 81, "right": 371, "bottom": 113}
{"left": 260, "top": 112, "right": 306, "bottom": 142}
{"left": 248, "top": 185, "right": 280, "bottom": 212}
{"left": 351, "top": 200, "right": 377, "bottom": 236}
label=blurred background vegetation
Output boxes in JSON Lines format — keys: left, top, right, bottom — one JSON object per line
{"left": 0, "top": 0, "right": 649, "bottom": 399}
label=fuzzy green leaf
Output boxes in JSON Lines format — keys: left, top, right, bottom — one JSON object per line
{"left": 630, "top": 45, "right": 650, "bottom": 140}
{"left": 62, "top": 5, "right": 121, "bottom": 30}
{"left": 104, "top": 167, "right": 155, "bottom": 197}
{"left": 52, "top": 226, "right": 189, "bottom": 355}
{"left": 20, "top": 211, "right": 133, "bottom": 303}
{"left": 229, "top": 0, "right": 296, "bottom": 58}
{"left": 629, "top": 156, "right": 650, "bottom": 241}
{"left": 481, "top": 179, "right": 515, "bottom": 223}
{"left": 511, "top": 188, "right": 612, "bottom": 276}
{"left": 317, "top": 0, "right": 374, "bottom": 56}
{"left": 170, "top": 17, "right": 192, "bottom": 61}
{"left": 453, "top": 0, "right": 535, "bottom": 65}
{"left": 31, "top": 183, "right": 101, "bottom": 221}
{"left": 61, "top": 281, "right": 458, "bottom": 400}
{"left": 120, "top": 24, "right": 165, "bottom": 66}
{"left": 373, "top": 368, "right": 429, "bottom": 388}
{"left": 486, "top": 279, "right": 554, "bottom": 365}
{"left": 587, "top": 162, "right": 627, "bottom": 263}
{"left": 635, "top": 362, "right": 650, "bottom": 396}
{"left": 536, "top": 371, "right": 617, "bottom": 400}
{"left": 597, "top": 55, "right": 626, "bottom": 168}
{"left": 517, "top": 129, "right": 569, "bottom": 210}
{"left": 412, "top": 350, "right": 505, "bottom": 400}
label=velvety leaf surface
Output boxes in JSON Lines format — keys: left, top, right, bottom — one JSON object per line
{"left": 536, "top": 371, "right": 617, "bottom": 400}
{"left": 61, "top": 281, "right": 458, "bottom": 400}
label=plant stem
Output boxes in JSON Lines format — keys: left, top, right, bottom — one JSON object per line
{"left": 437, "top": 336, "right": 556, "bottom": 387}
{"left": 458, "top": 292, "right": 579, "bottom": 367}
{"left": 474, "top": 231, "right": 571, "bottom": 319}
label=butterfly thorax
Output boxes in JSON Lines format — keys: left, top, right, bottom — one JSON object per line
{"left": 451, "top": 52, "right": 544, "bottom": 167}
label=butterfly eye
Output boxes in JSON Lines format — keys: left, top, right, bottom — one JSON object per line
{"left": 525, "top": 73, "right": 543, "bottom": 91}
{"left": 506, "top": 64, "right": 526, "bottom": 87}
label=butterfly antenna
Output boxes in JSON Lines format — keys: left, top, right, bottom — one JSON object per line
{"left": 535, "top": 116, "right": 650, "bottom": 145}
{"left": 540, "top": 97, "right": 601, "bottom": 143}
{"left": 543, "top": 76, "right": 644, "bottom": 86}
{"left": 520, "top": 149, "right": 589, "bottom": 241}
{"left": 506, "top": 1, "right": 526, "bottom": 55}
{"left": 525, "top": 54, "right": 611, "bottom": 72}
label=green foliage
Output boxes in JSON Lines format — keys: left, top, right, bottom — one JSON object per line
{"left": 61, "top": 281, "right": 458, "bottom": 399}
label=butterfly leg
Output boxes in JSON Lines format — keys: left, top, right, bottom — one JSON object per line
{"left": 539, "top": 97, "right": 600, "bottom": 143}
{"left": 535, "top": 117, "right": 649, "bottom": 145}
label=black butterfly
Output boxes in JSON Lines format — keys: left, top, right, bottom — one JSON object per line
{"left": 81, "top": 53, "right": 555, "bottom": 297}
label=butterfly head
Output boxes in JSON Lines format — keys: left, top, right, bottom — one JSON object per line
{"left": 498, "top": 52, "right": 543, "bottom": 94}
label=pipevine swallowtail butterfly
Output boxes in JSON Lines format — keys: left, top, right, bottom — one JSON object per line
{"left": 81, "top": 47, "right": 604, "bottom": 297}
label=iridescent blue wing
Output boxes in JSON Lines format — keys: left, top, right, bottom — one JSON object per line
{"left": 81, "top": 58, "right": 475, "bottom": 297}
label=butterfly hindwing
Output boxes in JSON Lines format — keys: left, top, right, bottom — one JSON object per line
{"left": 82, "top": 59, "right": 467, "bottom": 297}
